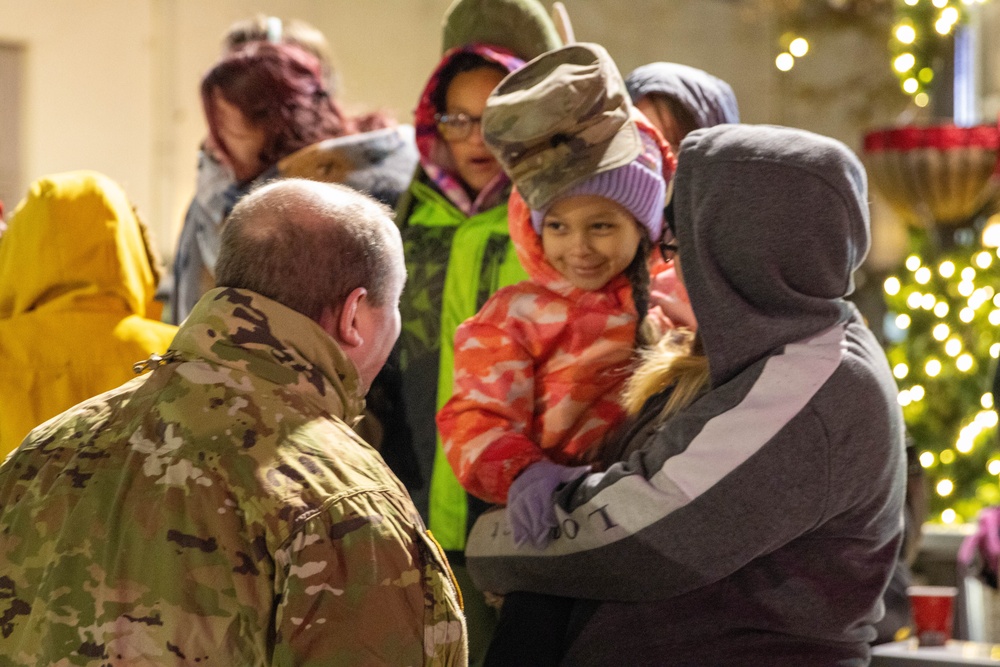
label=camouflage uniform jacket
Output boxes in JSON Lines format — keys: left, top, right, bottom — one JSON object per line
{"left": 0, "top": 287, "right": 467, "bottom": 667}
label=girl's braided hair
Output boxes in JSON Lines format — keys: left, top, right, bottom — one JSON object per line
{"left": 623, "top": 235, "right": 653, "bottom": 346}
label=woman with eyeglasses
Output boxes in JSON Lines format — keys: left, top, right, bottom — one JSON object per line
{"left": 392, "top": 45, "right": 527, "bottom": 531}
{"left": 384, "top": 1, "right": 563, "bottom": 662}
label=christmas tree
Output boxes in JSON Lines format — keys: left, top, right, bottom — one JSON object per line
{"left": 881, "top": 226, "right": 1000, "bottom": 524}
{"left": 866, "top": 0, "right": 999, "bottom": 525}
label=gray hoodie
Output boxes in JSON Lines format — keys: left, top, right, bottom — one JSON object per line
{"left": 626, "top": 61, "right": 740, "bottom": 128}
{"left": 465, "top": 125, "right": 906, "bottom": 666}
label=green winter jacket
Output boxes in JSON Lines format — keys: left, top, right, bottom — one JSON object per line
{"left": 396, "top": 173, "right": 528, "bottom": 551}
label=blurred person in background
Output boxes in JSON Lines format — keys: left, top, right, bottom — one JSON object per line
{"left": 626, "top": 61, "right": 740, "bottom": 333}
{"left": 172, "top": 18, "right": 415, "bottom": 323}
{"left": 0, "top": 171, "right": 177, "bottom": 457}
{"left": 224, "top": 13, "right": 335, "bottom": 85}
{"left": 172, "top": 15, "right": 333, "bottom": 324}
{"left": 625, "top": 61, "right": 740, "bottom": 154}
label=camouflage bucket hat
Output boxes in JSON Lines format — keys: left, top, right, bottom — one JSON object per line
{"left": 482, "top": 42, "right": 642, "bottom": 210}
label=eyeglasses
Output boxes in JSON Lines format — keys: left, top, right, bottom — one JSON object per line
{"left": 659, "top": 241, "right": 679, "bottom": 262}
{"left": 659, "top": 198, "right": 678, "bottom": 262}
{"left": 663, "top": 199, "right": 675, "bottom": 236}
{"left": 435, "top": 112, "right": 483, "bottom": 142}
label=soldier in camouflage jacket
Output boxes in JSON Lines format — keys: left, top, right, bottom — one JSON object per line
{"left": 0, "top": 180, "right": 467, "bottom": 666}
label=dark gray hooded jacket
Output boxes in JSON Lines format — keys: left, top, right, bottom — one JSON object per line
{"left": 466, "top": 125, "right": 906, "bottom": 666}
{"left": 626, "top": 61, "right": 740, "bottom": 128}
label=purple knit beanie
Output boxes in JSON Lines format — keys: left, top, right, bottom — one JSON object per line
{"left": 530, "top": 130, "right": 666, "bottom": 241}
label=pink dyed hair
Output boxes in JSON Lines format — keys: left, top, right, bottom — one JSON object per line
{"left": 201, "top": 41, "right": 391, "bottom": 170}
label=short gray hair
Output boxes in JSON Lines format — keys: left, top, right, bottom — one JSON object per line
{"left": 216, "top": 179, "right": 403, "bottom": 320}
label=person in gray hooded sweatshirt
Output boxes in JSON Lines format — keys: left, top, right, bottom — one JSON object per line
{"left": 627, "top": 60, "right": 918, "bottom": 648}
{"left": 464, "top": 124, "right": 906, "bottom": 666}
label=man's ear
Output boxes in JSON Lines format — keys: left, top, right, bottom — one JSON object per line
{"left": 322, "top": 286, "right": 367, "bottom": 349}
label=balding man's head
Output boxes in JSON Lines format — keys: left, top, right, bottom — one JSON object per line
{"left": 216, "top": 179, "right": 404, "bottom": 322}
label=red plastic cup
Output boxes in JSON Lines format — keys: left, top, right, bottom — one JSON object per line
{"left": 907, "top": 585, "right": 958, "bottom": 647}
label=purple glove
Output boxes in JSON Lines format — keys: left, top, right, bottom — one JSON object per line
{"left": 507, "top": 460, "right": 591, "bottom": 548}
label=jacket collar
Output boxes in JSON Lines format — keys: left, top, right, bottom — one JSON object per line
{"left": 170, "top": 287, "right": 365, "bottom": 423}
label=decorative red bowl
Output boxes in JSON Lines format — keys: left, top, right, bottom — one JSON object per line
{"left": 862, "top": 124, "right": 1000, "bottom": 227}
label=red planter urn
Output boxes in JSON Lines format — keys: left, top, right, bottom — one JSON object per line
{"left": 862, "top": 123, "right": 1000, "bottom": 229}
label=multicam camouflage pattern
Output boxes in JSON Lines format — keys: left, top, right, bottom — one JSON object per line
{"left": 482, "top": 42, "right": 643, "bottom": 210}
{"left": 0, "top": 287, "right": 467, "bottom": 666}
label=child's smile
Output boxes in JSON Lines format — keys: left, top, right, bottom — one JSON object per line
{"left": 541, "top": 195, "right": 643, "bottom": 291}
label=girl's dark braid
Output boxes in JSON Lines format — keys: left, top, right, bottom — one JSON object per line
{"left": 624, "top": 235, "right": 652, "bottom": 346}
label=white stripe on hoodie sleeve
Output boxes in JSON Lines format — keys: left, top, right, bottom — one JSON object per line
{"left": 466, "top": 322, "right": 845, "bottom": 559}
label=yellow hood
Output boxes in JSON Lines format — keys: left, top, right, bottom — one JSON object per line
{"left": 0, "top": 170, "right": 161, "bottom": 320}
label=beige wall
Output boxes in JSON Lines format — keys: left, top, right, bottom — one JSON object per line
{"left": 0, "top": 1, "right": 154, "bottom": 229}
{"left": 0, "top": 0, "right": 934, "bottom": 261}
{"left": 0, "top": 43, "right": 24, "bottom": 211}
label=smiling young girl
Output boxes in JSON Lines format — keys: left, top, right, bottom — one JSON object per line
{"left": 436, "top": 43, "right": 675, "bottom": 547}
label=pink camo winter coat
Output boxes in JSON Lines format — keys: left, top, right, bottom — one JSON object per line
{"left": 436, "top": 119, "right": 676, "bottom": 504}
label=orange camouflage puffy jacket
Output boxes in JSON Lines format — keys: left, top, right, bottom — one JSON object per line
{"left": 436, "top": 191, "right": 636, "bottom": 504}
{"left": 436, "top": 119, "right": 675, "bottom": 504}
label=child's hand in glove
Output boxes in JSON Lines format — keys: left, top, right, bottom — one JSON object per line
{"left": 507, "top": 460, "right": 591, "bottom": 548}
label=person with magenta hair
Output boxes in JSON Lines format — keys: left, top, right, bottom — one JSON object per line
{"left": 172, "top": 36, "right": 416, "bottom": 323}
{"left": 172, "top": 17, "right": 336, "bottom": 326}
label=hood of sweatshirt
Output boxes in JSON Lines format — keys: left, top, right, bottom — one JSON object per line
{"left": 672, "top": 124, "right": 869, "bottom": 387}
{"left": 414, "top": 44, "right": 524, "bottom": 214}
{"left": 625, "top": 62, "right": 740, "bottom": 129}
{"left": 0, "top": 170, "right": 162, "bottom": 321}
{"left": 441, "top": 0, "right": 562, "bottom": 61}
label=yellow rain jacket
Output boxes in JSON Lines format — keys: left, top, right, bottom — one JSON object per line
{"left": 0, "top": 171, "right": 177, "bottom": 457}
